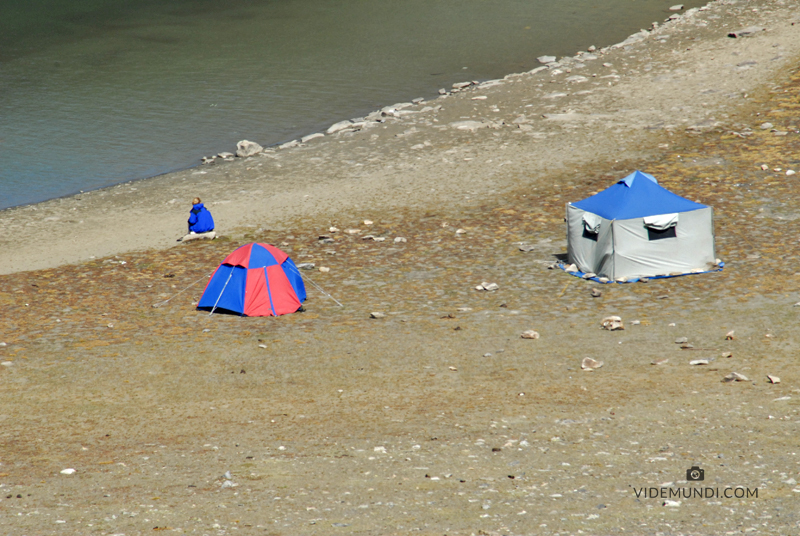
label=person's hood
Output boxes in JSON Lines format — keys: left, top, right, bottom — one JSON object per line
{"left": 192, "top": 203, "right": 205, "bottom": 212}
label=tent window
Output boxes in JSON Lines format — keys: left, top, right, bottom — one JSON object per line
{"left": 582, "top": 228, "right": 598, "bottom": 241}
{"left": 648, "top": 226, "right": 677, "bottom": 241}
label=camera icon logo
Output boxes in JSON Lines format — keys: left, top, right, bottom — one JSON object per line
{"left": 686, "top": 466, "right": 705, "bottom": 482}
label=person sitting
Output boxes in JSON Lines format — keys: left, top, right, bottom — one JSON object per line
{"left": 178, "top": 197, "right": 216, "bottom": 242}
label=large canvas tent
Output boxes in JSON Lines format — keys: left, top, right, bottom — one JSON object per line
{"left": 566, "top": 171, "right": 718, "bottom": 281}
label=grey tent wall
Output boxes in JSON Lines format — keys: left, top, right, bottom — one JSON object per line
{"left": 566, "top": 204, "right": 614, "bottom": 276}
{"left": 611, "top": 207, "right": 716, "bottom": 279}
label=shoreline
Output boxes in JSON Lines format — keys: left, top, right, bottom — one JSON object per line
{"left": 2, "top": 0, "right": 799, "bottom": 275}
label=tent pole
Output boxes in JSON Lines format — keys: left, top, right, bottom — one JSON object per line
{"left": 209, "top": 269, "right": 234, "bottom": 316}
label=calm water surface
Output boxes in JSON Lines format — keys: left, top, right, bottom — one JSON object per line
{"left": 0, "top": 0, "right": 704, "bottom": 209}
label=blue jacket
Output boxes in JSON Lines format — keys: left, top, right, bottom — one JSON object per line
{"left": 188, "top": 203, "right": 215, "bottom": 233}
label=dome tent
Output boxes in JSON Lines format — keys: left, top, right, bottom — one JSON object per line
{"left": 198, "top": 243, "right": 306, "bottom": 316}
{"left": 565, "top": 171, "right": 720, "bottom": 282}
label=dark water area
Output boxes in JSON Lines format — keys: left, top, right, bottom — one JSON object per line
{"left": 0, "top": 0, "right": 705, "bottom": 209}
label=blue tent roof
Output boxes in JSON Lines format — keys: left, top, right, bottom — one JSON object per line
{"left": 571, "top": 171, "right": 708, "bottom": 220}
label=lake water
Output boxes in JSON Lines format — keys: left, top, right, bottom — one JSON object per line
{"left": 0, "top": 0, "right": 704, "bottom": 209}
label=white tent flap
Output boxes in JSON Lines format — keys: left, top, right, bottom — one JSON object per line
{"left": 643, "top": 213, "right": 679, "bottom": 231}
{"left": 582, "top": 212, "right": 602, "bottom": 233}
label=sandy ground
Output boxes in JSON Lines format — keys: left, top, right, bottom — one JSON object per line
{"left": 3, "top": 1, "right": 800, "bottom": 535}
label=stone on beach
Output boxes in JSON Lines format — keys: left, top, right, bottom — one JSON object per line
{"left": 601, "top": 316, "right": 624, "bottom": 331}
{"left": 767, "top": 375, "right": 780, "bottom": 384}
{"left": 521, "top": 330, "right": 540, "bottom": 339}
{"left": 327, "top": 120, "right": 353, "bottom": 134}
{"left": 537, "top": 55, "right": 557, "bottom": 64}
{"left": 475, "top": 282, "right": 499, "bottom": 291}
{"left": 581, "top": 357, "right": 603, "bottom": 371}
{"left": 235, "top": 140, "right": 263, "bottom": 158}
{"left": 728, "top": 26, "right": 766, "bottom": 38}
{"left": 369, "top": 312, "right": 386, "bottom": 319}
{"left": 301, "top": 133, "right": 325, "bottom": 143}
{"left": 723, "top": 372, "right": 749, "bottom": 383}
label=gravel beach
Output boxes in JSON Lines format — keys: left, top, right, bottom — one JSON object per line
{"left": 2, "top": 1, "right": 800, "bottom": 534}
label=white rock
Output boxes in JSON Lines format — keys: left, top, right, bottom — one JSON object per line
{"left": 218, "top": 152, "right": 235, "bottom": 159}
{"left": 369, "top": 312, "right": 386, "bottom": 319}
{"left": 689, "top": 359, "right": 709, "bottom": 366}
{"left": 760, "top": 122, "right": 774, "bottom": 130}
{"left": 450, "top": 121, "right": 486, "bottom": 132}
{"left": 564, "top": 264, "right": 578, "bottom": 272}
{"left": 521, "top": 330, "right": 540, "bottom": 339}
{"left": 767, "top": 375, "right": 781, "bottom": 384}
{"left": 327, "top": 120, "right": 353, "bottom": 134}
{"left": 787, "top": 170, "right": 796, "bottom": 176}
{"left": 0, "top": 361, "right": 12, "bottom": 367}
{"left": 601, "top": 316, "right": 624, "bottom": 331}
{"left": 663, "top": 500, "right": 681, "bottom": 507}
{"left": 221, "top": 480, "right": 237, "bottom": 488}
{"left": 669, "top": 4, "right": 684, "bottom": 11}
{"left": 278, "top": 140, "right": 298, "bottom": 149}
{"left": 236, "top": 140, "right": 263, "bottom": 158}
{"left": 723, "top": 372, "right": 749, "bottom": 382}
{"left": 345, "top": 229, "right": 360, "bottom": 235}
{"left": 452, "top": 81, "right": 472, "bottom": 89}
{"left": 394, "top": 237, "right": 407, "bottom": 243}
{"left": 455, "top": 229, "right": 466, "bottom": 234}
{"left": 374, "top": 446, "right": 387, "bottom": 452}
{"left": 537, "top": 55, "right": 557, "bottom": 64}
{"left": 363, "top": 220, "right": 373, "bottom": 225}
{"left": 301, "top": 133, "right": 325, "bottom": 143}
{"left": 581, "top": 357, "right": 603, "bottom": 370}
{"left": 318, "top": 267, "right": 330, "bottom": 273}
{"left": 60, "top": 468, "right": 76, "bottom": 475}
{"left": 483, "top": 282, "right": 499, "bottom": 291}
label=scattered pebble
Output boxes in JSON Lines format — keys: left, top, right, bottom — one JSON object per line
{"left": 651, "top": 358, "right": 669, "bottom": 366}
{"left": 1, "top": 361, "right": 12, "bottom": 367}
{"left": 521, "top": 330, "right": 540, "bottom": 339}
{"left": 689, "top": 359, "right": 709, "bottom": 366}
{"left": 725, "top": 330, "right": 735, "bottom": 340}
{"left": 581, "top": 357, "right": 604, "bottom": 371}
{"left": 449, "top": 366, "right": 458, "bottom": 371}
{"left": 394, "top": 237, "right": 407, "bottom": 243}
{"left": 663, "top": 500, "right": 681, "bottom": 507}
{"left": 767, "top": 375, "right": 781, "bottom": 384}
{"left": 601, "top": 316, "right": 624, "bottom": 330}
{"left": 258, "top": 344, "right": 267, "bottom": 349}
{"left": 369, "top": 312, "right": 386, "bottom": 319}
{"left": 60, "top": 468, "right": 76, "bottom": 475}
{"left": 475, "top": 282, "right": 499, "bottom": 291}
{"left": 319, "top": 267, "right": 330, "bottom": 273}
{"left": 590, "top": 288, "right": 602, "bottom": 298}
{"left": 723, "top": 372, "right": 749, "bottom": 383}
{"left": 675, "top": 337, "right": 688, "bottom": 344}
{"left": 455, "top": 229, "right": 467, "bottom": 234}
{"left": 363, "top": 220, "right": 373, "bottom": 225}
{"left": 721, "top": 352, "right": 733, "bottom": 358}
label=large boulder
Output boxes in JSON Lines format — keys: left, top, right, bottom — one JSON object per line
{"left": 236, "top": 140, "right": 263, "bottom": 158}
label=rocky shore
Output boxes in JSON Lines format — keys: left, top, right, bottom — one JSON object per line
{"left": 3, "top": 1, "right": 800, "bottom": 534}
{"left": 1, "top": 0, "right": 799, "bottom": 275}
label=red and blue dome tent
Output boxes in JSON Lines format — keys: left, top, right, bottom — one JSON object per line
{"left": 198, "top": 243, "right": 306, "bottom": 316}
